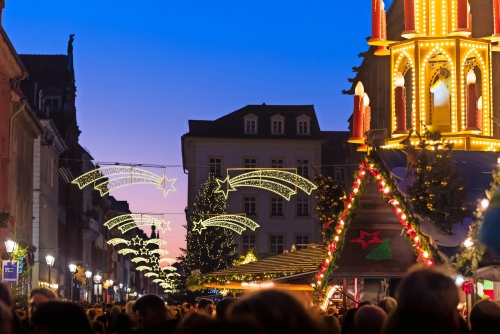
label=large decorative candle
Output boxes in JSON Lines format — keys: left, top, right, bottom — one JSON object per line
{"left": 403, "top": 0, "right": 416, "bottom": 33}
{"left": 466, "top": 70, "right": 478, "bottom": 130}
{"left": 350, "top": 82, "right": 365, "bottom": 142}
{"left": 494, "top": 0, "right": 500, "bottom": 37}
{"left": 395, "top": 72, "right": 407, "bottom": 133}
{"left": 371, "top": 0, "right": 384, "bottom": 41}
{"left": 457, "top": 0, "right": 469, "bottom": 31}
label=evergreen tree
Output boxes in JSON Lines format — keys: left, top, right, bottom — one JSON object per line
{"left": 405, "top": 129, "right": 470, "bottom": 234}
{"left": 314, "top": 171, "right": 345, "bottom": 239}
{"left": 178, "top": 175, "right": 238, "bottom": 276}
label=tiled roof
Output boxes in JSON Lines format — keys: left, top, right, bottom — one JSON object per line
{"left": 183, "top": 104, "right": 324, "bottom": 139}
{"left": 19, "top": 54, "right": 70, "bottom": 91}
{"left": 206, "top": 246, "right": 324, "bottom": 277}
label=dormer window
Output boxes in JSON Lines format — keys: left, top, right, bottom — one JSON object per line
{"left": 271, "top": 114, "right": 285, "bottom": 135}
{"left": 296, "top": 115, "right": 311, "bottom": 135}
{"left": 244, "top": 114, "right": 258, "bottom": 134}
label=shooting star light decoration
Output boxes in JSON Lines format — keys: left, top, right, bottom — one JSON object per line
{"left": 72, "top": 166, "right": 176, "bottom": 197}
{"left": 104, "top": 214, "right": 171, "bottom": 234}
{"left": 193, "top": 215, "right": 259, "bottom": 234}
{"left": 131, "top": 257, "right": 149, "bottom": 263}
{"left": 118, "top": 249, "right": 139, "bottom": 256}
{"left": 136, "top": 266, "right": 152, "bottom": 272}
{"left": 216, "top": 169, "right": 316, "bottom": 200}
{"left": 107, "top": 238, "right": 131, "bottom": 246}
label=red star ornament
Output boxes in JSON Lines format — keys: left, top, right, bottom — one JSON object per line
{"left": 350, "top": 230, "right": 383, "bottom": 249}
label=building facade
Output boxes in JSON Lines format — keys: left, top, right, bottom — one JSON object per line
{"left": 182, "top": 105, "right": 349, "bottom": 255}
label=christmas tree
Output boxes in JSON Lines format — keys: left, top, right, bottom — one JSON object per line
{"left": 178, "top": 174, "right": 238, "bottom": 276}
{"left": 314, "top": 170, "right": 345, "bottom": 239}
{"left": 366, "top": 239, "right": 392, "bottom": 261}
{"left": 405, "top": 129, "right": 470, "bottom": 234}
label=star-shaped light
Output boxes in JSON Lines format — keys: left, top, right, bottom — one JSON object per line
{"left": 156, "top": 221, "right": 171, "bottom": 234}
{"left": 152, "top": 264, "right": 161, "bottom": 272}
{"left": 192, "top": 220, "right": 207, "bottom": 234}
{"left": 215, "top": 176, "right": 237, "bottom": 199}
{"left": 159, "top": 271, "right": 166, "bottom": 278}
{"left": 140, "top": 246, "right": 150, "bottom": 255}
{"left": 350, "top": 230, "right": 383, "bottom": 249}
{"left": 149, "top": 256, "right": 159, "bottom": 265}
{"left": 159, "top": 176, "right": 177, "bottom": 197}
{"left": 132, "top": 236, "right": 143, "bottom": 246}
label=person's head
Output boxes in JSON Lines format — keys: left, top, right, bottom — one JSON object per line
{"left": 0, "top": 283, "right": 13, "bottom": 309}
{"left": 185, "top": 303, "right": 193, "bottom": 310}
{"left": 29, "top": 287, "right": 57, "bottom": 320}
{"left": 377, "top": 297, "right": 397, "bottom": 315}
{"left": 109, "top": 305, "right": 122, "bottom": 318}
{"left": 193, "top": 302, "right": 199, "bottom": 310}
{"left": 354, "top": 305, "right": 387, "bottom": 334}
{"left": 216, "top": 298, "right": 235, "bottom": 319}
{"left": 198, "top": 298, "right": 215, "bottom": 317}
{"left": 120, "top": 300, "right": 127, "bottom": 310}
{"left": 326, "top": 306, "right": 338, "bottom": 315}
{"left": 87, "top": 308, "right": 97, "bottom": 322}
{"left": 322, "top": 315, "right": 341, "bottom": 334}
{"left": 357, "top": 301, "right": 373, "bottom": 308}
{"left": 96, "top": 315, "right": 108, "bottom": 327}
{"left": 228, "top": 289, "right": 326, "bottom": 334}
{"left": 110, "top": 313, "right": 133, "bottom": 334}
{"left": 173, "top": 312, "right": 216, "bottom": 334}
{"left": 125, "top": 301, "right": 139, "bottom": 329}
{"left": 31, "top": 301, "right": 94, "bottom": 334}
{"left": 341, "top": 308, "right": 357, "bottom": 334}
{"left": 470, "top": 299, "right": 500, "bottom": 334}
{"left": 0, "top": 301, "right": 13, "bottom": 334}
{"left": 132, "top": 294, "right": 168, "bottom": 331}
{"left": 91, "top": 321, "right": 105, "bottom": 334}
{"left": 382, "top": 266, "right": 461, "bottom": 334}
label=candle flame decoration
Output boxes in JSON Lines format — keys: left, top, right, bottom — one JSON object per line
{"left": 363, "top": 93, "right": 370, "bottom": 107}
{"left": 467, "top": 69, "right": 476, "bottom": 84}
{"left": 477, "top": 96, "right": 483, "bottom": 110}
{"left": 395, "top": 72, "right": 405, "bottom": 87}
{"left": 355, "top": 82, "right": 365, "bottom": 96}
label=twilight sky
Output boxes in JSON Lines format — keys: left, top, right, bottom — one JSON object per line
{"left": 4, "top": 0, "right": 392, "bottom": 259}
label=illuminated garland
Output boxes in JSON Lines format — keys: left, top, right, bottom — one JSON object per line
{"left": 144, "top": 238, "right": 167, "bottom": 246}
{"left": 118, "top": 248, "right": 139, "bottom": 255}
{"left": 315, "top": 154, "right": 437, "bottom": 294}
{"left": 149, "top": 249, "right": 169, "bottom": 255}
{"left": 107, "top": 238, "right": 131, "bottom": 246}
{"left": 72, "top": 166, "right": 176, "bottom": 197}
{"left": 144, "top": 272, "right": 159, "bottom": 278}
{"left": 131, "top": 257, "right": 149, "bottom": 263}
{"left": 136, "top": 266, "right": 152, "bottom": 271}
{"left": 193, "top": 215, "right": 259, "bottom": 234}
{"left": 215, "top": 169, "right": 317, "bottom": 200}
{"left": 104, "top": 214, "right": 170, "bottom": 234}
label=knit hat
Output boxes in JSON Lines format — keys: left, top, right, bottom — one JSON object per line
{"left": 470, "top": 300, "right": 500, "bottom": 334}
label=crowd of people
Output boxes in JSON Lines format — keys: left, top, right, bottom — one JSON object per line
{"left": 0, "top": 266, "right": 499, "bottom": 334}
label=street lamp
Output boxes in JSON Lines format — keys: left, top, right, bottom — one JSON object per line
{"left": 85, "top": 271, "right": 92, "bottom": 303}
{"left": 68, "top": 264, "right": 77, "bottom": 302}
{"left": 45, "top": 255, "right": 55, "bottom": 289}
{"left": 93, "top": 274, "right": 102, "bottom": 303}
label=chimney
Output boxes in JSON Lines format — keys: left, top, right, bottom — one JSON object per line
{"left": 0, "top": 1, "right": 5, "bottom": 24}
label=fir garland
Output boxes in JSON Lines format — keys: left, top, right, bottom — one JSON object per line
{"left": 455, "top": 169, "right": 500, "bottom": 276}
{"left": 315, "top": 152, "right": 438, "bottom": 298}
{"left": 314, "top": 170, "right": 346, "bottom": 240}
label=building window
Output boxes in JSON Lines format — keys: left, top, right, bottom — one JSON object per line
{"left": 245, "top": 119, "right": 257, "bottom": 134}
{"left": 271, "top": 197, "right": 284, "bottom": 216}
{"left": 209, "top": 158, "right": 222, "bottom": 177}
{"left": 272, "top": 120, "right": 284, "bottom": 134}
{"left": 271, "top": 159, "right": 284, "bottom": 168}
{"left": 297, "top": 159, "right": 309, "bottom": 178}
{"left": 334, "top": 167, "right": 347, "bottom": 182}
{"left": 244, "top": 196, "right": 257, "bottom": 216}
{"left": 296, "top": 197, "right": 309, "bottom": 216}
{"left": 298, "top": 121, "right": 308, "bottom": 134}
{"left": 242, "top": 235, "right": 256, "bottom": 253}
{"left": 244, "top": 158, "right": 257, "bottom": 168}
{"left": 270, "top": 235, "right": 284, "bottom": 254}
{"left": 296, "top": 235, "right": 310, "bottom": 250}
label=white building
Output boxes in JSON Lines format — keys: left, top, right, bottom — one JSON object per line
{"left": 182, "top": 104, "right": 349, "bottom": 255}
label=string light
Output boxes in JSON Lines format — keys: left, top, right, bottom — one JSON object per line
{"left": 118, "top": 249, "right": 139, "bottom": 255}
{"left": 215, "top": 169, "right": 317, "bottom": 200}
{"left": 194, "top": 215, "right": 260, "bottom": 235}
{"left": 107, "top": 238, "right": 131, "bottom": 246}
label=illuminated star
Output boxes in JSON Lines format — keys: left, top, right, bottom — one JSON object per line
{"left": 140, "top": 246, "right": 150, "bottom": 255}
{"left": 149, "top": 257, "right": 159, "bottom": 265}
{"left": 159, "top": 271, "right": 166, "bottom": 278}
{"left": 192, "top": 220, "right": 207, "bottom": 234}
{"left": 215, "top": 176, "right": 237, "bottom": 199}
{"left": 131, "top": 236, "right": 143, "bottom": 246}
{"left": 350, "top": 230, "right": 383, "bottom": 249}
{"left": 160, "top": 177, "right": 177, "bottom": 197}
{"left": 156, "top": 221, "right": 171, "bottom": 234}
{"left": 152, "top": 264, "right": 161, "bottom": 272}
